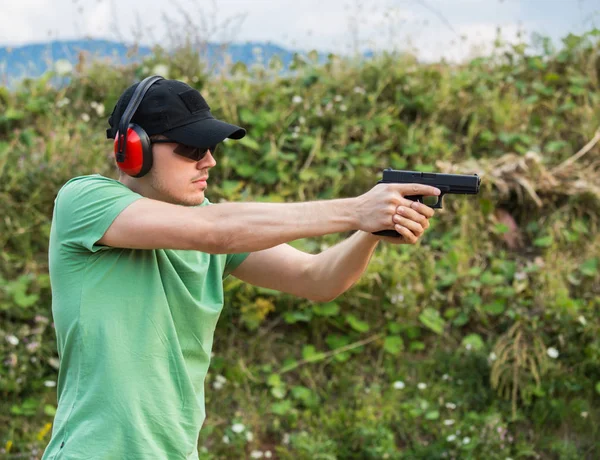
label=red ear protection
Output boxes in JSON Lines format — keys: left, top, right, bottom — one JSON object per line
{"left": 113, "top": 124, "right": 153, "bottom": 177}
{"left": 114, "top": 75, "right": 163, "bottom": 178}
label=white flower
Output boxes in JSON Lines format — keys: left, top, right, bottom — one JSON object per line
{"left": 514, "top": 271, "right": 527, "bottom": 281}
{"left": 232, "top": 423, "right": 245, "bottom": 433}
{"left": 417, "top": 382, "right": 427, "bottom": 390}
{"left": 292, "top": 95, "right": 303, "bottom": 104}
{"left": 81, "top": 113, "right": 90, "bottom": 123}
{"left": 222, "top": 435, "right": 230, "bottom": 444}
{"left": 578, "top": 315, "right": 587, "bottom": 326}
{"left": 393, "top": 381, "right": 405, "bottom": 390}
{"left": 44, "top": 380, "right": 56, "bottom": 387}
{"left": 443, "top": 419, "right": 455, "bottom": 426}
{"left": 339, "top": 104, "right": 347, "bottom": 112}
{"left": 446, "top": 434, "right": 456, "bottom": 442}
{"left": 213, "top": 374, "right": 227, "bottom": 390}
{"left": 462, "top": 437, "right": 470, "bottom": 444}
{"left": 152, "top": 64, "right": 169, "bottom": 78}
{"left": 54, "top": 59, "right": 73, "bottom": 75}
{"left": 442, "top": 374, "right": 449, "bottom": 380}
{"left": 581, "top": 411, "right": 588, "bottom": 418}
{"left": 282, "top": 433, "right": 290, "bottom": 445}
{"left": 90, "top": 101, "right": 105, "bottom": 117}
{"left": 6, "top": 335, "right": 19, "bottom": 346}
{"left": 264, "top": 452, "right": 272, "bottom": 458}
{"left": 56, "top": 97, "right": 70, "bottom": 108}
{"left": 547, "top": 347, "right": 559, "bottom": 359}
{"left": 445, "top": 402, "right": 456, "bottom": 410}
{"left": 298, "top": 116, "right": 306, "bottom": 125}
{"left": 250, "top": 451, "right": 263, "bottom": 459}
{"left": 353, "top": 86, "right": 366, "bottom": 94}
{"left": 465, "top": 343, "right": 472, "bottom": 351}
{"left": 334, "top": 95, "right": 343, "bottom": 102}
{"left": 246, "top": 431, "right": 254, "bottom": 442}
{"left": 291, "top": 132, "right": 299, "bottom": 139}
{"left": 390, "top": 293, "right": 404, "bottom": 304}
{"left": 489, "top": 352, "right": 497, "bottom": 361}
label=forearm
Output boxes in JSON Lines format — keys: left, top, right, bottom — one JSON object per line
{"left": 196, "top": 198, "right": 360, "bottom": 253}
{"left": 306, "top": 230, "right": 380, "bottom": 301}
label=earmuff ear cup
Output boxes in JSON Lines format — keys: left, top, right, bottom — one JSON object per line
{"left": 114, "top": 124, "right": 153, "bottom": 178}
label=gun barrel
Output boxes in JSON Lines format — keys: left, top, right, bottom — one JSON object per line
{"left": 381, "top": 169, "right": 481, "bottom": 194}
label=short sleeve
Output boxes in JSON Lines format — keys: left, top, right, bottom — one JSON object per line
{"left": 53, "top": 175, "right": 144, "bottom": 252}
{"left": 223, "top": 252, "right": 250, "bottom": 279}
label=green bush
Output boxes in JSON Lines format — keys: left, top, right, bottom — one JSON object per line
{"left": 1, "top": 29, "right": 599, "bottom": 458}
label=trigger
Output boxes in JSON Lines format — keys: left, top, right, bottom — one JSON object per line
{"left": 432, "top": 194, "right": 444, "bottom": 209}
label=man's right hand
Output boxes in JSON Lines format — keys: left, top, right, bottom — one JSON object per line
{"left": 354, "top": 183, "right": 441, "bottom": 234}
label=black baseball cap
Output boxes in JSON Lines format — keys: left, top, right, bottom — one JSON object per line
{"left": 107, "top": 77, "right": 246, "bottom": 148}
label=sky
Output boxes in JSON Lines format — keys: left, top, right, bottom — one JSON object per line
{"left": 1, "top": 0, "right": 599, "bottom": 62}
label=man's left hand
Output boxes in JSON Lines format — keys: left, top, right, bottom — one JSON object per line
{"left": 375, "top": 200, "right": 436, "bottom": 245}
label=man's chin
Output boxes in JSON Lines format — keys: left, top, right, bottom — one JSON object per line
{"left": 182, "top": 193, "right": 206, "bottom": 207}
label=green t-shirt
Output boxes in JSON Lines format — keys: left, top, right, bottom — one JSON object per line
{"left": 42, "top": 175, "right": 249, "bottom": 459}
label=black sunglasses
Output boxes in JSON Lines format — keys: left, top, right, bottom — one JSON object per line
{"left": 151, "top": 139, "right": 217, "bottom": 161}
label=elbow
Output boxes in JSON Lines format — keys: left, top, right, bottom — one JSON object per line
{"left": 309, "top": 280, "right": 359, "bottom": 303}
{"left": 307, "top": 292, "right": 337, "bottom": 303}
{"left": 191, "top": 223, "right": 229, "bottom": 254}
{"left": 195, "top": 224, "right": 262, "bottom": 254}
{"left": 303, "top": 256, "right": 349, "bottom": 303}
{"left": 305, "top": 286, "right": 344, "bottom": 303}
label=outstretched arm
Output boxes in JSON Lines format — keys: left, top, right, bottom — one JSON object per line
{"left": 99, "top": 183, "right": 440, "bottom": 255}
{"left": 231, "top": 200, "right": 435, "bottom": 302}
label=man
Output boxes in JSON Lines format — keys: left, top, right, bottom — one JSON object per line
{"left": 43, "top": 77, "right": 440, "bottom": 459}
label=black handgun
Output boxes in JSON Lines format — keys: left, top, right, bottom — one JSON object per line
{"left": 373, "top": 169, "right": 481, "bottom": 237}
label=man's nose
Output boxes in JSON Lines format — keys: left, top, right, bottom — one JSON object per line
{"left": 198, "top": 149, "right": 216, "bottom": 168}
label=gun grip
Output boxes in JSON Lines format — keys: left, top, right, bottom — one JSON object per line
{"left": 373, "top": 229, "right": 402, "bottom": 237}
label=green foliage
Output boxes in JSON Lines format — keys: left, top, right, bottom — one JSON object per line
{"left": 1, "top": 28, "right": 600, "bottom": 459}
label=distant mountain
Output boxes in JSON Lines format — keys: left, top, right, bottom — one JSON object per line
{"left": 0, "top": 39, "right": 329, "bottom": 85}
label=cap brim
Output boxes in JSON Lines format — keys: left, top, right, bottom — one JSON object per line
{"left": 162, "top": 118, "right": 246, "bottom": 148}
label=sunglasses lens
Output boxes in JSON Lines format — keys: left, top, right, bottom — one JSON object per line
{"left": 172, "top": 144, "right": 203, "bottom": 161}
{"left": 172, "top": 143, "right": 217, "bottom": 161}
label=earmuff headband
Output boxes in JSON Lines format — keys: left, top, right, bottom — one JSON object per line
{"left": 116, "top": 75, "right": 164, "bottom": 162}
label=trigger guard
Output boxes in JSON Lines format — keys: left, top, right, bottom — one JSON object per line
{"left": 407, "top": 194, "right": 444, "bottom": 209}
